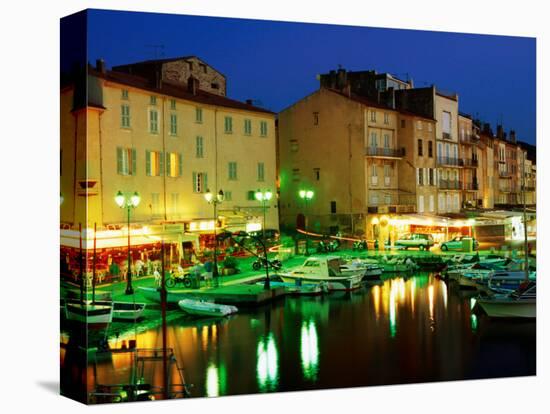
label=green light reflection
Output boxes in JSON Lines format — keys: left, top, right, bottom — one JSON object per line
{"left": 256, "top": 333, "right": 279, "bottom": 392}
{"left": 470, "top": 314, "right": 478, "bottom": 332}
{"left": 206, "top": 363, "right": 219, "bottom": 397}
{"left": 389, "top": 281, "right": 397, "bottom": 338}
{"left": 300, "top": 320, "right": 319, "bottom": 381}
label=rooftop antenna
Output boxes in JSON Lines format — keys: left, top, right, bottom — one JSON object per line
{"left": 145, "top": 44, "right": 165, "bottom": 59}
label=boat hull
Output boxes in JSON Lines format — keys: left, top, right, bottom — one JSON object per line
{"left": 279, "top": 273, "right": 362, "bottom": 291}
{"left": 477, "top": 299, "right": 536, "bottom": 318}
{"left": 178, "top": 300, "right": 238, "bottom": 317}
{"left": 65, "top": 303, "right": 113, "bottom": 326}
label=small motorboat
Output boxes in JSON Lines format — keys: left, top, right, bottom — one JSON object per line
{"left": 178, "top": 299, "right": 238, "bottom": 317}
{"left": 255, "top": 280, "right": 323, "bottom": 296}
{"left": 339, "top": 259, "right": 383, "bottom": 280}
{"left": 476, "top": 281, "right": 536, "bottom": 318}
{"left": 64, "top": 301, "right": 113, "bottom": 327}
{"left": 111, "top": 302, "right": 147, "bottom": 321}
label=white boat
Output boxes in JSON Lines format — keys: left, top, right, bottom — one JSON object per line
{"left": 477, "top": 282, "right": 536, "bottom": 318}
{"left": 111, "top": 302, "right": 147, "bottom": 320}
{"left": 178, "top": 299, "right": 238, "bottom": 317}
{"left": 255, "top": 281, "right": 323, "bottom": 295}
{"left": 339, "top": 259, "right": 383, "bottom": 280}
{"left": 65, "top": 301, "right": 113, "bottom": 326}
{"left": 278, "top": 256, "right": 363, "bottom": 291}
{"left": 379, "top": 256, "right": 418, "bottom": 273}
{"left": 484, "top": 271, "right": 536, "bottom": 294}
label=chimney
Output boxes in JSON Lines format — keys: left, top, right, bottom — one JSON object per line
{"left": 509, "top": 130, "right": 516, "bottom": 143}
{"left": 187, "top": 76, "right": 198, "bottom": 95}
{"left": 336, "top": 68, "right": 347, "bottom": 90}
{"left": 245, "top": 99, "right": 253, "bottom": 105}
{"left": 96, "top": 59, "right": 106, "bottom": 74}
{"left": 483, "top": 123, "right": 493, "bottom": 136}
{"left": 496, "top": 124, "right": 504, "bottom": 140}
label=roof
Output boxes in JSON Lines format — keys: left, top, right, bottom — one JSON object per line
{"left": 88, "top": 68, "right": 274, "bottom": 115}
{"left": 326, "top": 88, "right": 436, "bottom": 121}
{"left": 112, "top": 55, "right": 227, "bottom": 79}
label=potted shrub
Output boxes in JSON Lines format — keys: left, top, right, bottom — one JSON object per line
{"left": 222, "top": 256, "right": 238, "bottom": 275}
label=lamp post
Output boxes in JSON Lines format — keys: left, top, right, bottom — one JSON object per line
{"left": 255, "top": 189, "right": 273, "bottom": 290}
{"left": 115, "top": 190, "right": 141, "bottom": 295}
{"left": 204, "top": 189, "right": 224, "bottom": 287}
{"left": 298, "top": 189, "right": 314, "bottom": 255}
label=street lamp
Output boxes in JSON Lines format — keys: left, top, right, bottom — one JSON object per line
{"left": 115, "top": 190, "right": 141, "bottom": 294}
{"left": 255, "top": 189, "right": 273, "bottom": 289}
{"left": 298, "top": 189, "right": 314, "bottom": 255}
{"left": 204, "top": 189, "right": 224, "bottom": 287}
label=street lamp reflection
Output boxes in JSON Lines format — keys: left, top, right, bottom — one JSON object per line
{"left": 300, "top": 320, "right": 319, "bottom": 381}
{"left": 256, "top": 333, "right": 279, "bottom": 392}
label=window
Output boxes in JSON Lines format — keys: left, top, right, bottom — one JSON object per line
{"left": 166, "top": 152, "right": 183, "bottom": 177}
{"left": 257, "top": 162, "right": 265, "bottom": 181}
{"left": 151, "top": 193, "right": 161, "bottom": 216}
{"left": 228, "top": 162, "right": 237, "bottom": 180}
{"left": 247, "top": 190, "right": 256, "bottom": 201}
{"left": 370, "top": 132, "right": 378, "bottom": 148}
{"left": 370, "top": 111, "right": 377, "bottom": 122}
{"left": 200, "top": 63, "right": 207, "bottom": 73}
{"left": 384, "top": 165, "right": 391, "bottom": 186}
{"left": 145, "top": 150, "right": 163, "bottom": 176}
{"left": 260, "top": 121, "right": 268, "bottom": 137}
{"left": 195, "top": 107, "right": 203, "bottom": 123}
{"left": 292, "top": 168, "right": 300, "bottom": 182}
{"left": 244, "top": 119, "right": 252, "bottom": 135}
{"left": 371, "top": 164, "right": 378, "bottom": 185}
{"left": 417, "top": 120, "right": 423, "bottom": 130}
{"left": 417, "top": 168, "right": 424, "bottom": 186}
{"left": 121, "top": 89, "right": 129, "bottom": 100}
{"left": 429, "top": 168, "right": 434, "bottom": 186}
{"left": 418, "top": 139, "right": 423, "bottom": 157}
{"left": 384, "top": 195, "right": 391, "bottom": 205}
{"left": 330, "top": 201, "right": 337, "bottom": 214}
{"left": 192, "top": 172, "right": 208, "bottom": 193}
{"left": 116, "top": 147, "right": 136, "bottom": 175}
{"left": 121, "top": 104, "right": 131, "bottom": 128}
{"left": 428, "top": 141, "right": 433, "bottom": 158}
{"left": 169, "top": 114, "right": 177, "bottom": 136}
{"left": 171, "top": 193, "right": 179, "bottom": 216}
{"left": 290, "top": 140, "right": 299, "bottom": 152}
{"left": 401, "top": 119, "right": 406, "bottom": 128}
{"left": 383, "top": 134, "right": 390, "bottom": 148}
{"left": 196, "top": 136, "right": 204, "bottom": 158}
{"left": 187, "top": 61, "right": 193, "bottom": 71}
{"left": 429, "top": 195, "right": 435, "bottom": 212}
{"left": 170, "top": 99, "right": 176, "bottom": 110}
{"left": 418, "top": 195, "right": 425, "bottom": 213}
{"left": 224, "top": 116, "right": 233, "bottom": 133}
{"left": 211, "top": 82, "right": 219, "bottom": 90}
{"left": 149, "top": 109, "right": 159, "bottom": 134}
{"left": 442, "top": 111, "right": 451, "bottom": 135}
{"left": 370, "top": 194, "right": 379, "bottom": 205}
{"left": 150, "top": 95, "right": 157, "bottom": 106}
{"left": 313, "top": 112, "right": 319, "bottom": 125}
{"left": 224, "top": 191, "right": 232, "bottom": 201}
{"left": 428, "top": 123, "right": 433, "bottom": 132}
{"left": 314, "top": 168, "right": 320, "bottom": 181}
{"left": 384, "top": 113, "right": 389, "bottom": 124}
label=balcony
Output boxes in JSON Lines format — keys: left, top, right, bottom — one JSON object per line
{"left": 367, "top": 192, "right": 416, "bottom": 214}
{"left": 438, "top": 179, "right": 462, "bottom": 190}
{"left": 437, "top": 156, "right": 462, "bottom": 167}
{"left": 462, "top": 158, "right": 479, "bottom": 168}
{"left": 459, "top": 134, "right": 479, "bottom": 145}
{"left": 463, "top": 181, "right": 479, "bottom": 191}
{"left": 365, "top": 147, "right": 405, "bottom": 158}
{"left": 441, "top": 132, "right": 452, "bottom": 140}
{"left": 76, "top": 179, "right": 99, "bottom": 197}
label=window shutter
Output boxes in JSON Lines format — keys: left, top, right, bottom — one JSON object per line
{"left": 146, "top": 150, "right": 151, "bottom": 176}
{"left": 416, "top": 168, "right": 419, "bottom": 185}
{"left": 166, "top": 153, "right": 172, "bottom": 176}
{"left": 131, "top": 148, "right": 137, "bottom": 175}
{"left": 178, "top": 153, "right": 183, "bottom": 177}
{"left": 116, "top": 147, "right": 123, "bottom": 174}
{"left": 159, "top": 152, "right": 165, "bottom": 176}
{"left": 204, "top": 173, "right": 208, "bottom": 193}
{"left": 192, "top": 172, "right": 197, "bottom": 192}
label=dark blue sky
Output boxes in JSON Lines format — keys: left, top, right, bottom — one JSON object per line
{"left": 81, "top": 9, "right": 536, "bottom": 145}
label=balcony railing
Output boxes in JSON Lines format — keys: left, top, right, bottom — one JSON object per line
{"left": 462, "top": 158, "right": 479, "bottom": 167}
{"left": 442, "top": 132, "right": 452, "bottom": 140}
{"left": 524, "top": 186, "right": 536, "bottom": 191}
{"left": 438, "top": 180, "right": 462, "bottom": 190}
{"left": 459, "top": 134, "right": 479, "bottom": 145}
{"left": 437, "top": 156, "right": 462, "bottom": 167}
{"left": 365, "top": 147, "right": 405, "bottom": 158}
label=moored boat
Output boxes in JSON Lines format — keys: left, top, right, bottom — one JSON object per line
{"left": 65, "top": 302, "right": 113, "bottom": 327}
{"left": 279, "top": 256, "right": 363, "bottom": 291}
{"left": 255, "top": 280, "right": 323, "bottom": 296}
{"left": 476, "top": 282, "right": 536, "bottom": 318}
{"left": 178, "top": 299, "right": 238, "bottom": 317}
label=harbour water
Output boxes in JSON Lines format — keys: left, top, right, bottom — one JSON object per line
{"left": 60, "top": 272, "right": 536, "bottom": 400}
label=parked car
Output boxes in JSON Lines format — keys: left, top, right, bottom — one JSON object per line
{"left": 394, "top": 233, "right": 435, "bottom": 250}
{"left": 248, "top": 229, "right": 280, "bottom": 243}
{"left": 440, "top": 236, "right": 479, "bottom": 251}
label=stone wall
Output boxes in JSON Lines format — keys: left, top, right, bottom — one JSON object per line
{"left": 162, "top": 57, "right": 226, "bottom": 96}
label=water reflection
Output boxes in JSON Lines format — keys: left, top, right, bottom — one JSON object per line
{"left": 301, "top": 320, "right": 319, "bottom": 381}
{"left": 256, "top": 333, "right": 279, "bottom": 391}
{"left": 389, "top": 280, "right": 397, "bottom": 338}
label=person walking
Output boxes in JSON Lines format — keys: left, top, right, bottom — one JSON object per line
{"left": 203, "top": 259, "right": 213, "bottom": 288}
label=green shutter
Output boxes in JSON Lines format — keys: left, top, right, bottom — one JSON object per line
{"left": 131, "top": 148, "right": 137, "bottom": 175}
{"left": 178, "top": 153, "right": 183, "bottom": 177}
{"left": 204, "top": 173, "right": 208, "bottom": 193}
{"left": 116, "top": 147, "right": 122, "bottom": 174}
{"left": 146, "top": 150, "right": 151, "bottom": 176}
{"left": 192, "top": 172, "right": 197, "bottom": 192}
{"left": 159, "top": 152, "right": 165, "bottom": 176}
{"left": 166, "top": 153, "right": 172, "bottom": 176}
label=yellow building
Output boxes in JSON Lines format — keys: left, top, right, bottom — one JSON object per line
{"left": 61, "top": 60, "right": 277, "bottom": 268}
{"left": 458, "top": 114, "right": 481, "bottom": 207}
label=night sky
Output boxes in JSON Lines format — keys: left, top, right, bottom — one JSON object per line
{"left": 70, "top": 9, "right": 535, "bottom": 145}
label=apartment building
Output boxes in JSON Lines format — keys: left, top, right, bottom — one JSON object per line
{"left": 60, "top": 58, "right": 277, "bottom": 255}
{"left": 458, "top": 114, "right": 481, "bottom": 207}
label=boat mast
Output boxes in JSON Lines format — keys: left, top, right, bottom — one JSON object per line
{"left": 160, "top": 234, "right": 169, "bottom": 399}
{"left": 522, "top": 150, "right": 529, "bottom": 282}
{"left": 92, "top": 222, "right": 97, "bottom": 304}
